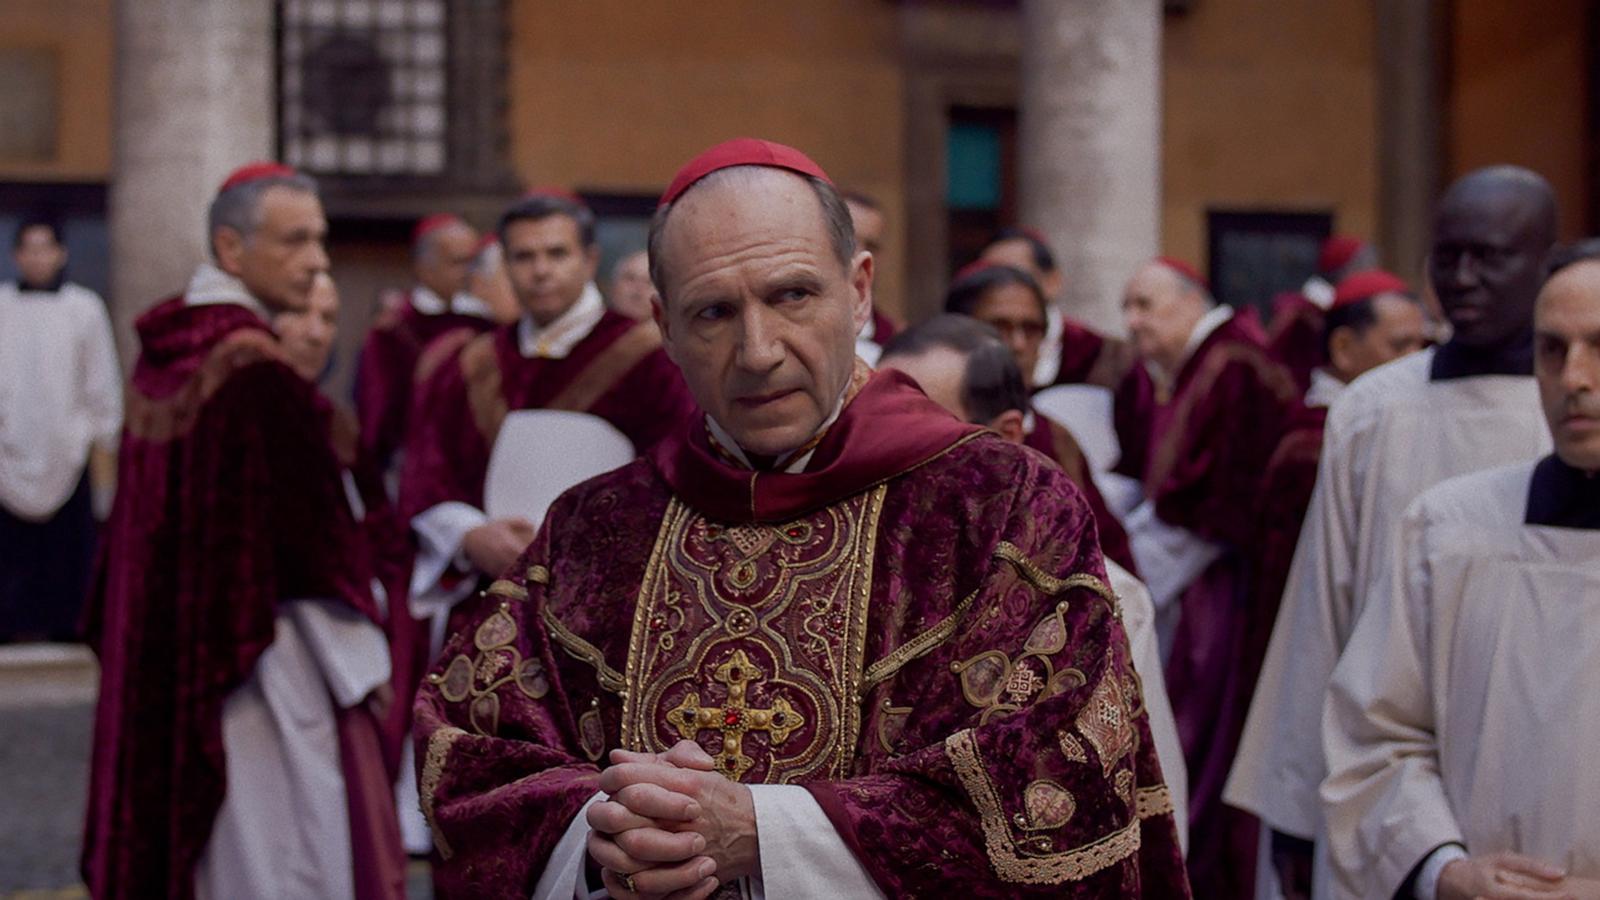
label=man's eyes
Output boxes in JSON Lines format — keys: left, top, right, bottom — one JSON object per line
{"left": 695, "top": 303, "right": 734, "bottom": 322}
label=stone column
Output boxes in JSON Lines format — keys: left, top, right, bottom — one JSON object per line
{"left": 1017, "top": 0, "right": 1161, "bottom": 335}
{"left": 109, "top": 0, "right": 274, "bottom": 363}
{"left": 1375, "top": 0, "right": 1445, "bottom": 283}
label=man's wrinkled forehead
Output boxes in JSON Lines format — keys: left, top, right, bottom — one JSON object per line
{"left": 661, "top": 167, "right": 829, "bottom": 256}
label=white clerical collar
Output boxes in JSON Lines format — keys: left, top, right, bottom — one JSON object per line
{"left": 517, "top": 282, "right": 605, "bottom": 359}
{"left": 1305, "top": 367, "right": 1345, "bottom": 408}
{"left": 1146, "top": 304, "right": 1234, "bottom": 392}
{"left": 1302, "top": 275, "right": 1335, "bottom": 310}
{"left": 411, "top": 285, "right": 494, "bottom": 319}
{"left": 183, "top": 262, "right": 268, "bottom": 320}
{"left": 705, "top": 379, "right": 852, "bottom": 475}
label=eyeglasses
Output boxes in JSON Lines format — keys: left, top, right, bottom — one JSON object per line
{"left": 979, "top": 316, "right": 1047, "bottom": 341}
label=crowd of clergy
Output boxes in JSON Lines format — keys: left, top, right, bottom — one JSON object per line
{"left": 0, "top": 136, "right": 1595, "bottom": 900}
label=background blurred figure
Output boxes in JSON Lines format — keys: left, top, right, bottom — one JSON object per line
{"left": 605, "top": 247, "right": 654, "bottom": 321}
{"left": 980, "top": 226, "right": 1135, "bottom": 389}
{"left": 843, "top": 190, "right": 901, "bottom": 362}
{"left": 1268, "top": 235, "right": 1380, "bottom": 396}
{"left": 467, "top": 236, "right": 521, "bottom": 324}
{"left": 0, "top": 217, "right": 122, "bottom": 643}
{"left": 275, "top": 271, "right": 340, "bottom": 382}
{"left": 942, "top": 265, "right": 1138, "bottom": 573}
{"left": 1117, "top": 256, "right": 1299, "bottom": 899}
{"left": 354, "top": 213, "right": 495, "bottom": 484}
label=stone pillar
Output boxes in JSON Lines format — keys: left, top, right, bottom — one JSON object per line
{"left": 109, "top": 0, "right": 274, "bottom": 363}
{"left": 1017, "top": 0, "right": 1161, "bottom": 335}
{"left": 1375, "top": 0, "right": 1445, "bottom": 283}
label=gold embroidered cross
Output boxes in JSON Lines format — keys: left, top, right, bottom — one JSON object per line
{"left": 664, "top": 649, "right": 804, "bottom": 780}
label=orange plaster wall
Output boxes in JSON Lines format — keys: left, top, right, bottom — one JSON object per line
{"left": 504, "top": 1, "right": 910, "bottom": 317}
{"left": 1449, "top": 0, "right": 1590, "bottom": 239}
{"left": 1161, "top": 0, "right": 1381, "bottom": 271}
{"left": 0, "top": 0, "right": 114, "bottom": 182}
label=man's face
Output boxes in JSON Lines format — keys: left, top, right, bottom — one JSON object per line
{"left": 13, "top": 226, "right": 66, "bottom": 287}
{"left": 968, "top": 283, "right": 1047, "bottom": 388}
{"left": 218, "top": 187, "right": 330, "bottom": 313}
{"left": 655, "top": 171, "right": 872, "bottom": 458}
{"left": 1428, "top": 188, "right": 1549, "bottom": 349}
{"left": 503, "top": 215, "right": 598, "bottom": 326}
{"left": 415, "top": 223, "right": 479, "bottom": 302}
{"left": 274, "top": 275, "right": 340, "bottom": 381}
{"left": 1123, "top": 263, "right": 1206, "bottom": 374}
{"left": 1330, "top": 293, "right": 1430, "bottom": 382}
{"left": 880, "top": 346, "right": 970, "bottom": 420}
{"left": 846, "top": 200, "right": 885, "bottom": 257}
{"left": 608, "top": 250, "right": 655, "bottom": 321}
{"left": 1534, "top": 261, "right": 1600, "bottom": 471}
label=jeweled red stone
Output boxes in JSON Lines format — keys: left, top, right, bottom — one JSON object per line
{"left": 723, "top": 710, "right": 740, "bottom": 726}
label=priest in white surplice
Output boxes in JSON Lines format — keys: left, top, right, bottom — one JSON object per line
{"left": 1321, "top": 240, "right": 1600, "bottom": 900}
{"left": 1226, "top": 166, "right": 1560, "bottom": 898}
{"left": 0, "top": 218, "right": 121, "bottom": 642}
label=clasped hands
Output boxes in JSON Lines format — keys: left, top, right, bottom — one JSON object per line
{"left": 1439, "top": 853, "right": 1600, "bottom": 900}
{"left": 586, "top": 740, "right": 759, "bottom": 900}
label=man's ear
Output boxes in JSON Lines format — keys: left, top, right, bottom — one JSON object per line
{"left": 1327, "top": 325, "right": 1356, "bottom": 378}
{"left": 850, "top": 250, "right": 875, "bottom": 333}
{"left": 213, "top": 227, "right": 246, "bottom": 277}
{"left": 987, "top": 409, "right": 1027, "bottom": 444}
{"left": 651, "top": 293, "right": 678, "bottom": 363}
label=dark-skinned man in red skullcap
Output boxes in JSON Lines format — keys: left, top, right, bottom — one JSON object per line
{"left": 413, "top": 138, "right": 1190, "bottom": 899}
{"left": 83, "top": 163, "right": 403, "bottom": 899}
{"left": 1111, "top": 256, "right": 1300, "bottom": 899}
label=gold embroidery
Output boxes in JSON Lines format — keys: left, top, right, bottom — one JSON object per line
{"left": 952, "top": 602, "right": 1087, "bottom": 724}
{"left": 1075, "top": 659, "right": 1137, "bottom": 776}
{"left": 578, "top": 705, "right": 605, "bottom": 762}
{"left": 420, "top": 725, "right": 466, "bottom": 860}
{"left": 1023, "top": 780, "right": 1077, "bottom": 830}
{"left": 993, "top": 541, "right": 1120, "bottom": 619}
{"left": 621, "top": 488, "right": 885, "bottom": 784}
{"left": 542, "top": 606, "right": 626, "bottom": 694}
{"left": 1114, "top": 770, "right": 1135, "bottom": 806}
{"left": 1136, "top": 785, "right": 1174, "bottom": 819}
{"left": 862, "top": 589, "right": 978, "bottom": 691}
{"left": 876, "top": 699, "right": 912, "bottom": 754}
{"left": 945, "top": 729, "right": 1141, "bottom": 884}
{"left": 526, "top": 564, "right": 551, "bottom": 585}
{"left": 664, "top": 649, "right": 806, "bottom": 780}
{"left": 487, "top": 579, "right": 528, "bottom": 601}
{"left": 1058, "top": 731, "right": 1088, "bottom": 764}
{"left": 426, "top": 602, "right": 546, "bottom": 735}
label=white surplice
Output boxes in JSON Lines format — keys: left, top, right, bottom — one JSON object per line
{"left": 0, "top": 280, "right": 122, "bottom": 521}
{"left": 1108, "top": 559, "right": 1189, "bottom": 849}
{"left": 1321, "top": 461, "right": 1600, "bottom": 898}
{"left": 1226, "top": 348, "right": 1550, "bottom": 845}
{"left": 195, "top": 599, "right": 391, "bottom": 900}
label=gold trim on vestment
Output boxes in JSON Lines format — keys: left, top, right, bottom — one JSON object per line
{"left": 945, "top": 728, "right": 1141, "bottom": 884}
{"left": 993, "top": 541, "right": 1120, "bottom": 619}
{"left": 861, "top": 588, "right": 979, "bottom": 690}
{"left": 547, "top": 321, "right": 663, "bottom": 413}
{"left": 621, "top": 486, "right": 886, "bottom": 783}
{"left": 1135, "top": 785, "right": 1174, "bottom": 819}
{"left": 460, "top": 332, "right": 508, "bottom": 445}
{"left": 542, "top": 606, "right": 626, "bottom": 694}
{"left": 420, "top": 725, "right": 467, "bottom": 860}
{"left": 486, "top": 579, "right": 528, "bottom": 601}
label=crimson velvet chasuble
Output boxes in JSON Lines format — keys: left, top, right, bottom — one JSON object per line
{"left": 398, "top": 310, "right": 695, "bottom": 521}
{"left": 82, "top": 299, "right": 381, "bottom": 898}
{"left": 414, "top": 368, "right": 1189, "bottom": 898}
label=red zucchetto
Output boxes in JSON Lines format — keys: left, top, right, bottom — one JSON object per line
{"left": 660, "top": 138, "right": 833, "bottom": 206}
{"left": 218, "top": 161, "right": 297, "bottom": 194}
{"left": 1332, "top": 268, "right": 1411, "bottom": 309}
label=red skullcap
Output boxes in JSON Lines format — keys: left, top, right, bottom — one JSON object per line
{"left": 660, "top": 138, "right": 833, "bottom": 206}
{"left": 1332, "top": 268, "right": 1411, "bottom": 309}
{"left": 1318, "top": 235, "right": 1369, "bottom": 276}
{"left": 1156, "top": 256, "right": 1210, "bottom": 292}
{"left": 413, "top": 213, "right": 466, "bottom": 246}
{"left": 218, "top": 161, "right": 297, "bottom": 194}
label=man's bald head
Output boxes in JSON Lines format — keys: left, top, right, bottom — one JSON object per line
{"left": 414, "top": 219, "right": 479, "bottom": 302}
{"left": 647, "top": 165, "right": 873, "bottom": 458}
{"left": 1429, "top": 165, "right": 1558, "bottom": 350}
{"left": 648, "top": 165, "right": 857, "bottom": 304}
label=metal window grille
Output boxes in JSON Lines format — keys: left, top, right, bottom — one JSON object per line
{"left": 279, "top": 0, "right": 451, "bottom": 177}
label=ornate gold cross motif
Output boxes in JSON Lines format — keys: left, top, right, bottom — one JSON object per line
{"left": 665, "top": 649, "right": 804, "bottom": 780}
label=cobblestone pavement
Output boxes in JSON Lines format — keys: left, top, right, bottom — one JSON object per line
{"left": 0, "top": 645, "right": 431, "bottom": 899}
